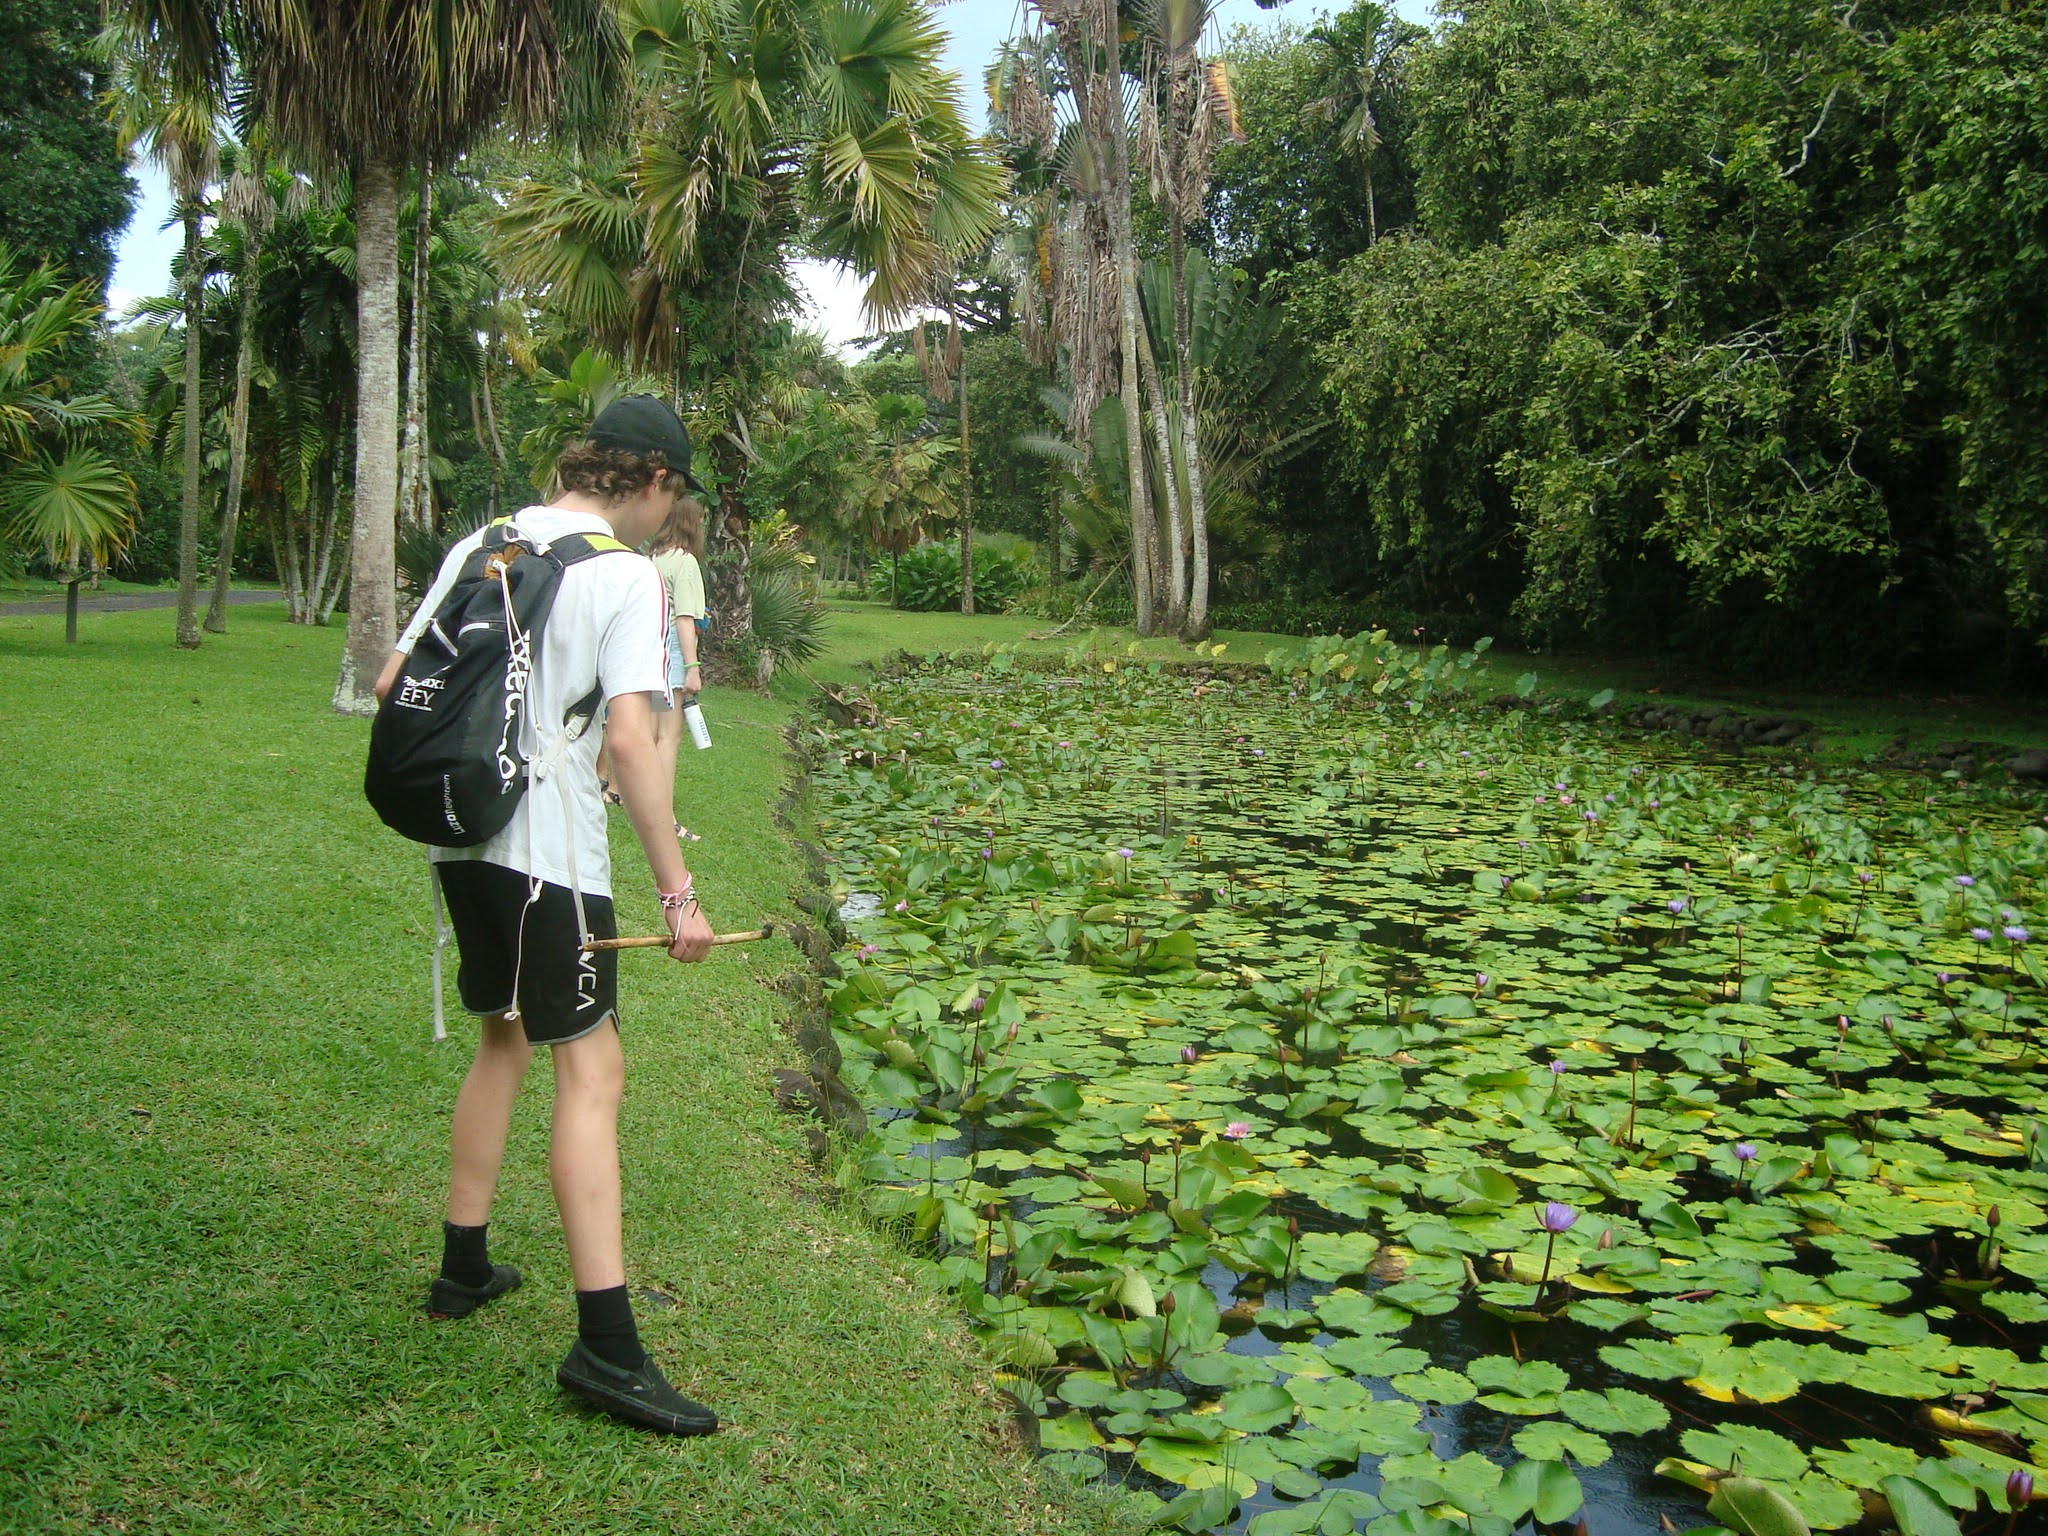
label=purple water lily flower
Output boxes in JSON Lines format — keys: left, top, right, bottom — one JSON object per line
{"left": 893, "top": 899, "right": 909, "bottom": 912}
{"left": 1116, "top": 847, "right": 1134, "bottom": 859}
{"left": 2008, "top": 926, "right": 2031, "bottom": 943}
{"left": 1548, "top": 1060, "right": 1568, "bottom": 1075}
{"left": 1734, "top": 1142, "right": 1759, "bottom": 1163}
{"left": 1957, "top": 874, "right": 1977, "bottom": 887}
{"left": 1973, "top": 927, "right": 1995, "bottom": 942}
{"left": 1475, "top": 972, "right": 1490, "bottom": 989}
{"left": 2010, "top": 1469, "right": 2034, "bottom": 1508}
{"left": 1058, "top": 740, "right": 1072, "bottom": 748}
{"left": 1539, "top": 1202, "right": 1578, "bottom": 1233}
{"left": 1223, "top": 1121, "right": 1251, "bottom": 1140}
{"left": 1650, "top": 798, "right": 1662, "bottom": 808}
{"left": 980, "top": 847, "right": 994, "bottom": 860}
{"left": 1668, "top": 898, "right": 1687, "bottom": 914}
{"left": 855, "top": 944, "right": 878, "bottom": 959}
{"left": 990, "top": 758, "right": 1004, "bottom": 770}
{"left": 1251, "top": 748, "right": 1265, "bottom": 757}
{"left": 1936, "top": 971, "right": 1955, "bottom": 984}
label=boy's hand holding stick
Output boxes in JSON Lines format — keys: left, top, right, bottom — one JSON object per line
{"left": 586, "top": 923, "right": 775, "bottom": 954}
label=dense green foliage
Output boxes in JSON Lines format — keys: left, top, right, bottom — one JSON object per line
{"left": 1198, "top": 0, "right": 2048, "bottom": 683}
{"left": 0, "top": 0, "right": 134, "bottom": 289}
{"left": 892, "top": 538, "right": 1034, "bottom": 613}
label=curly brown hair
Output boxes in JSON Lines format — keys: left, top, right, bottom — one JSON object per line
{"left": 554, "top": 441, "right": 674, "bottom": 502}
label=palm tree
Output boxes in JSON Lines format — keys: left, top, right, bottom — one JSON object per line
{"left": 118, "top": 0, "right": 626, "bottom": 711}
{"left": 1021, "top": 2, "right": 1162, "bottom": 633}
{"left": 859, "top": 392, "right": 956, "bottom": 602}
{"left": 494, "top": 0, "right": 1004, "bottom": 670}
{"left": 204, "top": 140, "right": 291, "bottom": 633}
{"left": 105, "top": 29, "right": 219, "bottom": 648}
{"left": 910, "top": 303, "right": 977, "bottom": 612}
{"left": 1138, "top": 0, "right": 1239, "bottom": 638}
{"left": 0, "top": 247, "right": 141, "bottom": 642}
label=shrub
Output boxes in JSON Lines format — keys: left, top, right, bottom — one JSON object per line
{"left": 892, "top": 539, "right": 1033, "bottom": 612}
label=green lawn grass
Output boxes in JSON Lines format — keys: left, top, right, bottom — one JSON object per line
{"left": 0, "top": 603, "right": 1125, "bottom": 1535}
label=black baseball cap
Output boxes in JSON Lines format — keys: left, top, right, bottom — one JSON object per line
{"left": 586, "top": 395, "right": 707, "bottom": 492}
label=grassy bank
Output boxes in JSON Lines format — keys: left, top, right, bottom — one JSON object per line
{"left": 0, "top": 603, "right": 1122, "bottom": 1535}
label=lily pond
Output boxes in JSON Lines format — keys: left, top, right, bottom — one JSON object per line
{"left": 808, "top": 638, "right": 2048, "bottom": 1536}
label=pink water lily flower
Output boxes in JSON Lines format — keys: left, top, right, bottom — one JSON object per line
{"left": 1223, "top": 1121, "right": 1251, "bottom": 1140}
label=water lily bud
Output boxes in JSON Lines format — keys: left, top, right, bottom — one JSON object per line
{"left": 969, "top": 994, "right": 986, "bottom": 1012}
{"left": 2009, "top": 1469, "right": 2033, "bottom": 1507}
{"left": 972, "top": 1044, "right": 987, "bottom": 1067}
{"left": 1539, "top": 1202, "right": 1578, "bottom": 1233}
{"left": 1139, "top": 1148, "right": 1152, "bottom": 1166}
{"left": 1598, "top": 1227, "right": 1615, "bottom": 1250}
{"left": 983, "top": 1202, "right": 998, "bottom": 1221}
{"left": 1837, "top": 1016, "right": 1849, "bottom": 1037}
{"left": 1988, "top": 1205, "right": 2002, "bottom": 1229}
{"left": 1004, "top": 1020, "right": 1019, "bottom": 1043}
{"left": 1160, "top": 1291, "right": 1177, "bottom": 1316}
{"left": 1180, "top": 1044, "right": 1200, "bottom": 1066}
{"left": 1288, "top": 1217, "right": 1301, "bottom": 1239}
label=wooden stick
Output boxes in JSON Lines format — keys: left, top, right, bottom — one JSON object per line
{"left": 583, "top": 923, "right": 775, "bottom": 953}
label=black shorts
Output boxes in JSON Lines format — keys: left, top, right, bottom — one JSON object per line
{"left": 436, "top": 861, "right": 619, "bottom": 1045}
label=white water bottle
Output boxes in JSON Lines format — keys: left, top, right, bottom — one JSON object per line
{"left": 683, "top": 701, "right": 712, "bottom": 751}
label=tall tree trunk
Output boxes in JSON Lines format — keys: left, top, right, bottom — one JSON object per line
{"left": 1136, "top": 308, "right": 1186, "bottom": 631}
{"left": 1054, "top": 6, "right": 1156, "bottom": 636}
{"left": 65, "top": 576, "right": 80, "bottom": 644}
{"left": 704, "top": 431, "right": 753, "bottom": 684}
{"left": 397, "top": 159, "right": 433, "bottom": 530}
{"left": 1168, "top": 74, "right": 1212, "bottom": 641}
{"left": 276, "top": 505, "right": 305, "bottom": 623}
{"left": 205, "top": 225, "right": 262, "bottom": 634}
{"left": 175, "top": 205, "right": 204, "bottom": 650}
{"left": 958, "top": 321, "right": 974, "bottom": 616}
{"left": 1105, "top": 95, "right": 1157, "bottom": 637}
{"left": 335, "top": 153, "right": 401, "bottom": 713}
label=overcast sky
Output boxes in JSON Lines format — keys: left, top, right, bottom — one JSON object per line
{"left": 109, "top": 0, "right": 1432, "bottom": 342}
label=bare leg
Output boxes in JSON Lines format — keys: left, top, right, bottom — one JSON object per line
{"left": 447, "top": 1011, "right": 532, "bottom": 1225}
{"left": 550, "top": 1019, "right": 626, "bottom": 1291}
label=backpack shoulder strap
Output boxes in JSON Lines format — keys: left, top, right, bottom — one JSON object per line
{"left": 552, "top": 531, "right": 635, "bottom": 563}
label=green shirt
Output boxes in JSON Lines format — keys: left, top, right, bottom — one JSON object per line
{"left": 652, "top": 548, "right": 706, "bottom": 624}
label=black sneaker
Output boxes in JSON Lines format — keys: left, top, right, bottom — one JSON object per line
{"left": 556, "top": 1340, "right": 718, "bottom": 1435}
{"left": 425, "top": 1264, "right": 522, "bottom": 1320}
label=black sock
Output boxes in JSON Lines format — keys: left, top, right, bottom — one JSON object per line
{"left": 576, "top": 1285, "right": 646, "bottom": 1371}
{"left": 440, "top": 1221, "right": 493, "bottom": 1288}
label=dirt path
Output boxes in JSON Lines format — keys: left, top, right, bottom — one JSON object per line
{"left": 0, "top": 589, "right": 282, "bottom": 618}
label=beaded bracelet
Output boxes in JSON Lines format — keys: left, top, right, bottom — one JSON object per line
{"left": 658, "top": 881, "right": 696, "bottom": 911}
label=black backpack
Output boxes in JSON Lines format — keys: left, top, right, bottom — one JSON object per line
{"left": 365, "top": 518, "right": 632, "bottom": 847}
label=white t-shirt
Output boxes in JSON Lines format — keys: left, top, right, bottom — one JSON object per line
{"left": 397, "top": 505, "right": 668, "bottom": 898}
